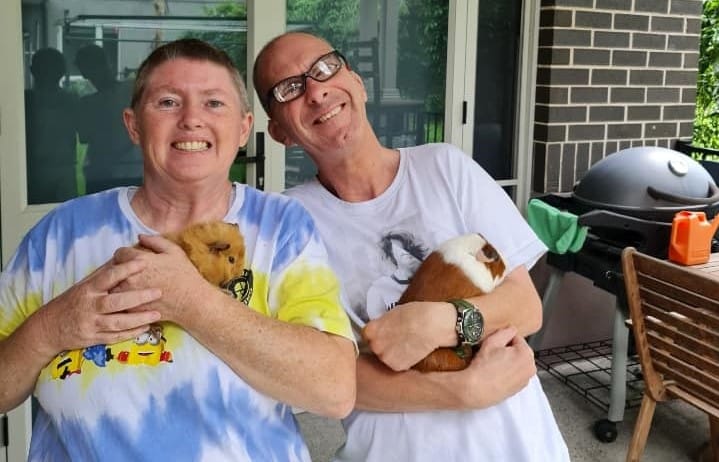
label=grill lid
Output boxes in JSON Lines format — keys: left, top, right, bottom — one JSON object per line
{"left": 572, "top": 147, "right": 719, "bottom": 221}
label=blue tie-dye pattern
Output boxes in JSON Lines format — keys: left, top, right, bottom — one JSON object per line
{"left": 19, "top": 189, "right": 131, "bottom": 273}
{"left": 29, "top": 408, "right": 72, "bottom": 461}
{"left": 30, "top": 369, "right": 308, "bottom": 461}
{"left": 240, "top": 188, "right": 319, "bottom": 271}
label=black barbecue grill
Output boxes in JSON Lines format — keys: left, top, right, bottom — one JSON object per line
{"left": 531, "top": 146, "right": 719, "bottom": 442}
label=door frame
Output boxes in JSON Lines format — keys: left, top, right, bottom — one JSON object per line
{"left": 445, "top": 0, "right": 539, "bottom": 213}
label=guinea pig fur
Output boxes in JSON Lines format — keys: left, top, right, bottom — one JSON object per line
{"left": 397, "top": 233, "right": 507, "bottom": 373}
{"left": 138, "top": 221, "right": 246, "bottom": 290}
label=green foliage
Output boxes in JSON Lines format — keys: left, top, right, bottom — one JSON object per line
{"left": 288, "top": 0, "right": 359, "bottom": 50}
{"left": 397, "top": 0, "right": 448, "bottom": 113}
{"left": 694, "top": 0, "right": 719, "bottom": 148}
{"left": 185, "top": 1, "right": 248, "bottom": 78}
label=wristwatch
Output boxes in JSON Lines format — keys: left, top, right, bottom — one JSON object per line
{"left": 449, "top": 299, "right": 484, "bottom": 346}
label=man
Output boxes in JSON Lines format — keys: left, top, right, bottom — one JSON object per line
{"left": 24, "top": 47, "right": 79, "bottom": 203}
{"left": 0, "top": 39, "right": 355, "bottom": 461}
{"left": 75, "top": 44, "right": 143, "bottom": 192}
{"left": 253, "top": 32, "right": 569, "bottom": 461}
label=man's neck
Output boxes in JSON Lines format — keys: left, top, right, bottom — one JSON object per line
{"left": 316, "top": 146, "right": 400, "bottom": 202}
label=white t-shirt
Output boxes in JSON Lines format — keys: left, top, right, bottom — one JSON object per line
{"left": 287, "top": 143, "right": 569, "bottom": 462}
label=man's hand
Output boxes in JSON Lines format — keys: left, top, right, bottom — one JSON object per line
{"left": 458, "top": 326, "right": 536, "bottom": 408}
{"left": 38, "top": 258, "right": 162, "bottom": 358}
{"left": 362, "top": 301, "right": 457, "bottom": 371}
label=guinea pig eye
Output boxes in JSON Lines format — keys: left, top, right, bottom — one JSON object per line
{"left": 228, "top": 256, "right": 235, "bottom": 264}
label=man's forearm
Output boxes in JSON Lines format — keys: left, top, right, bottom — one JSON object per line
{"left": 355, "top": 326, "right": 537, "bottom": 413}
{"left": 355, "top": 354, "right": 469, "bottom": 412}
{"left": 466, "top": 266, "right": 542, "bottom": 338}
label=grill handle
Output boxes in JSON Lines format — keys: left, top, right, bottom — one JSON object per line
{"left": 646, "top": 182, "right": 719, "bottom": 205}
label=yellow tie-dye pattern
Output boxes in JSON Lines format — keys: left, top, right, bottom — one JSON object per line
{"left": 0, "top": 291, "right": 43, "bottom": 339}
{"left": 274, "top": 263, "right": 353, "bottom": 341}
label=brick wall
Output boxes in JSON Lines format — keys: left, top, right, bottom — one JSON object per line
{"left": 533, "top": 0, "right": 703, "bottom": 193}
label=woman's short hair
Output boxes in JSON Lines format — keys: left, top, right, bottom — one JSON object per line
{"left": 130, "top": 38, "right": 249, "bottom": 112}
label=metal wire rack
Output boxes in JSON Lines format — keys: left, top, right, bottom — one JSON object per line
{"left": 535, "top": 339, "right": 645, "bottom": 412}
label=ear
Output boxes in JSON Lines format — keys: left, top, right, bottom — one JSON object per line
{"left": 208, "top": 241, "right": 231, "bottom": 253}
{"left": 350, "top": 70, "right": 368, "bottom": 103}
{"left": 237, "top": 111, "right": 254, "bottom": 147}
{"left": 268, "top": 119, "right": 297, "bottom": 147}
{"left": 123, "top": 108, "right": 141, "bottom": 145}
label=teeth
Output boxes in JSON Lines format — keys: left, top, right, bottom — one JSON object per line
{"left": 317, "top": 106, "right": 341, "bottom": 123}
{"left": 173, "top": 141, "right": 208, "bottom": 151}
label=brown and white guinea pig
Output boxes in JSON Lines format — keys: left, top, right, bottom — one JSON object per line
{"left": 397, "top": 233, "right": 507, "bottom": 373}
{"left": 138, "top": 221, "right": 245, "bottom": 291}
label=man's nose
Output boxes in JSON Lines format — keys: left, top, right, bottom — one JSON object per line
{"left": 304, "top": 78, "right": 329, "bottom": 104}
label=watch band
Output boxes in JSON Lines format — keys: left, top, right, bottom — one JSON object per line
{"left": 448, "top": 298, "right": 483, "bottom": 346}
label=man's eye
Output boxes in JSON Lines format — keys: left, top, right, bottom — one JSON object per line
{"left": 207, "top": 99, "right": 225, "bottom": 108}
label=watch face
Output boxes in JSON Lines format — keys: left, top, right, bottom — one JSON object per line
{"left": 462, "top": 309, "right": 484, "bottom": 344}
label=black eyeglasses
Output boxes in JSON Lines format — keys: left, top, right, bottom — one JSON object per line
{"left": 265, "top": 50, "right": 347, "bottom": 110}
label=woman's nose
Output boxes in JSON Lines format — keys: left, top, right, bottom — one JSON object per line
{"left": 179, "top": 104, "right": 204, "bottom": 129}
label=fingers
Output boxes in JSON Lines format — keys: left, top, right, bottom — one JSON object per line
{"left": 136, "top": 234, "right": 179, "bottom": 254}
{"left": 94, "top": 310, "right": 161, "bottom": 335}
{"left": 480, "top": 325, "right": 518, "bottom": 349}
{"left": 100, "top": 289, "right": 162, "bottom": 314}
{"left": 113, "top": 245, "right": 146, "bottom": 264}
{"left": 91, "top": 258, "right": 148, "bottom": 293}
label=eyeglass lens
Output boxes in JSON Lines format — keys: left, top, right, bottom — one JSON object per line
{"left": 270, "top": 51, "right": 344, "bottom": 105}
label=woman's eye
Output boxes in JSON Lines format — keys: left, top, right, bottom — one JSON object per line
{"left": 158, "top": 98, "right": 177, "bottom": 108}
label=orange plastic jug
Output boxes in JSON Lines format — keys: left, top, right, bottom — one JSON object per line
{"left": 668, "top": 211, "right": 719, "bottom": 265}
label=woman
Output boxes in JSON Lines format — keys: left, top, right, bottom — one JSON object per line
{"left": 0, "top": 39, "right": 355, "bottom": 461}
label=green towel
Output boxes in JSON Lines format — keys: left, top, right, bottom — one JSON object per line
{"left": 527, "top": 198, "right": 588, "bottom": 254}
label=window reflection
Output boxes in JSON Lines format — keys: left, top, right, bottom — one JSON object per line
{"left": 74, "top": 44, "right": 142, "bottom": 194}
{"left": 22, "top": 2, "right": 248, "bottom": 204}
{"left": 284, "top": 0, "right": 448, "bottom": 189}
{"left": 24, "top": 48, "right": 80, "bottom": 203}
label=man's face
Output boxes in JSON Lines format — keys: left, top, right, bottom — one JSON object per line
{"left": 259, "top": 34, "right": 368, "bottom": 160}
{"left": 123, "top": 58, "right": 252, "bottom": 186}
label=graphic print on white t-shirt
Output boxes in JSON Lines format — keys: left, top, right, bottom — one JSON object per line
{"left": 363, "top": 227, "right": 430, "bottom": 321}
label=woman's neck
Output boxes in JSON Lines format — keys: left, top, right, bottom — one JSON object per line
{"left": 132, "top": 182, "right": 234, "bottom": 233}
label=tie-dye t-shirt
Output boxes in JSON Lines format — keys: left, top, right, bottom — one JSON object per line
{"left": 0, "top": 184, "right": 354, "bottom": 462}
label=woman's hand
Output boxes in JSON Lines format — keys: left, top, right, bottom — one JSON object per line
{"left": 112, "top": 234, "right": 216, "bottom": 325}
{"left": 38, "top": 258, "right": 162, "bottom": 358}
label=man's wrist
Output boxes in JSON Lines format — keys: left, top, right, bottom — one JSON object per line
{"left": 448, "top": 299, "right": 484, "bottom": 347}
{"left": 433, "top": 301, "right": 461, "bottom": 348}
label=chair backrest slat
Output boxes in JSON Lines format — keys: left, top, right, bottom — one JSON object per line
{"left": 622, "top": 247, "right": 719, "bottom": 407}
{"left": 646, "top": 330, "right": 719, "bottom": 376}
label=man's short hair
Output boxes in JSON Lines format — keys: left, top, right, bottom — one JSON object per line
{"left": 31, "top": 48, "right": 66, "bottom": 82}
{"left": 252, "top": 32, "right": 333, "bottom": 115}
{"left": 130, "top": 38, "right": 249, "bottom": 112}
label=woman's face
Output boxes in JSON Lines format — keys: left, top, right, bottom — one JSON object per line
{"left": 123, "top": 58, "right": 252, "bottom": 187}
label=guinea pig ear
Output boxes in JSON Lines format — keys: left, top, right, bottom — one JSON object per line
{"left": 208, "top": 242, "right": 231, "bottom": 254}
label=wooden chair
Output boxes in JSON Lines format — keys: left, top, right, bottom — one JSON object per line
{"left": 621, "top": 247, "right": 719, "bottom": 461}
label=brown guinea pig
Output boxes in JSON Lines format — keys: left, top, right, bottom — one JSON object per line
{"left": 397, "top": 233, "right": 507, "bottom": 373}
{"left": 139, "top": 221, "right": 246, "bottom": 291}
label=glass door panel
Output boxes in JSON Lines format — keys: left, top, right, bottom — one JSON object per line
{"left": 284, "top": 0, "right": 449, "bottom": 188}
{"left": 21, "top": 1, "right": 249, "bottom": 204}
